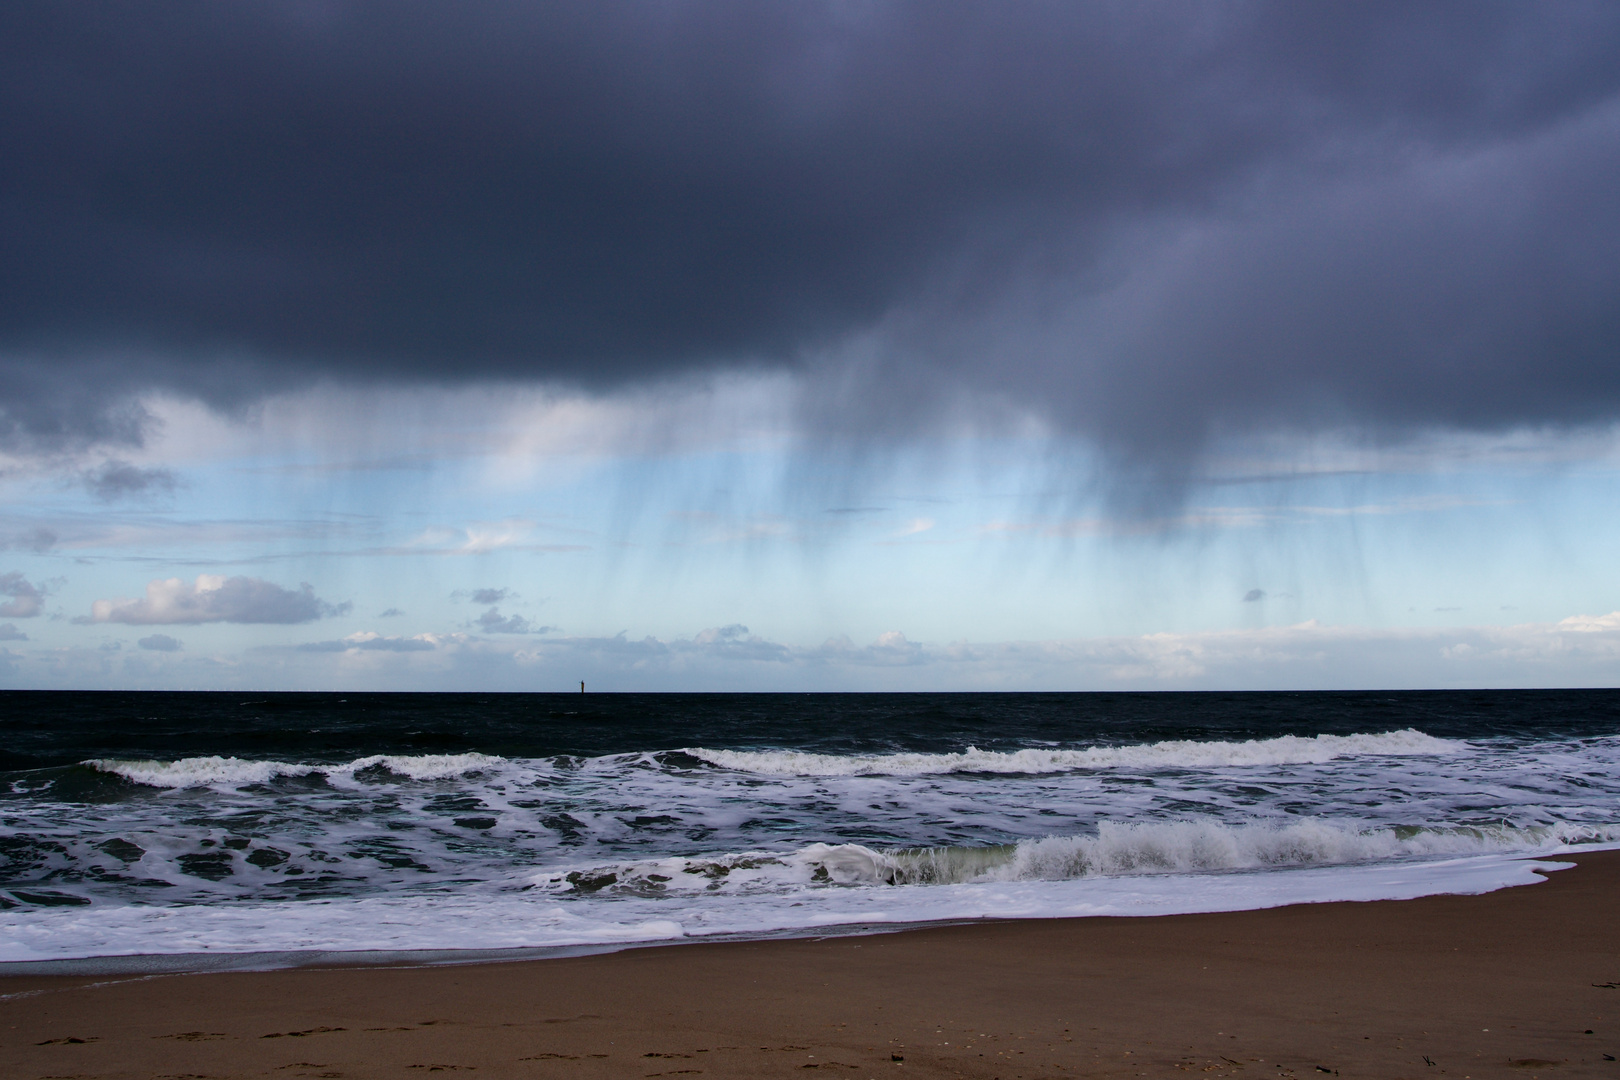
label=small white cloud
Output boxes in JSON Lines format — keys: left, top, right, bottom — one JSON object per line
{"left": 893, "top": 518, "right": 935, "bottom": 538}
{"left": 461, "top": 520, "right": 533, "bottom": 553}
{"left": 296, "top": 631, "right": 450, "bottom": 652}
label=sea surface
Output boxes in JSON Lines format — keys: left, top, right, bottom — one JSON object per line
{"left": 3, "top": 689, "right": 1619, "bottom": 967}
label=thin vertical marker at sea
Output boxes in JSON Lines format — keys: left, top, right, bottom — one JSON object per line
{"left": 2, "top": 690, "right": 1618, "bottom": 965}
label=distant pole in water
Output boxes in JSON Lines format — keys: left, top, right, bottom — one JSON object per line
{"left": 580, "top": 680, "right": 585, "bottom": 693}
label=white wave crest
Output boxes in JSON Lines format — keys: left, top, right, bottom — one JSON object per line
{"left": 85, "top": 752, "right": 508, "bottom": 789}
{"left": 682, "top": 729, "right": 1461, "bottom": 777}
{"left": 536, "top": 817, "right": 1617, "bottom": 896}
{"left": 976, "top": 819, "right": 1611, "bottom": 883}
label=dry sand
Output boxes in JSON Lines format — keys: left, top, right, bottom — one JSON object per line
{"left": 5, "top": 851, "right": 1619, "bottom": 1080}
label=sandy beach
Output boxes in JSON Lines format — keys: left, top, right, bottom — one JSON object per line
{"left": 4, "top": 851, "right": 1618, "bottom": 1080}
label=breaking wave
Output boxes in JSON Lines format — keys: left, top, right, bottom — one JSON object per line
{"left": 78, "top": 729, "right": 1460, "bottom": 790}
{"left": 537, "top": 817, "right": 1619, "bottom": 897}
{"left": 682, "top": 729, "right": 1461, "bottom": 777}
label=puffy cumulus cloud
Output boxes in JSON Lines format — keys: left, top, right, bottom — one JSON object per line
{"left": 3, "top": 3, "right": 1620, "bottom": 480}
{"left": 468, "top": 588, "right": 511, "bottom": 605}
{"left": 89, "top": 575, "right": 344, "bottom": 624}
{"left": 812, "top": 630, "right": 927, "bottom": 667}
{"left": 136, "top": 633, "right": 182, "bottom": 652}
{"left": 0, "top": 571, "right": 47, "bottom": 617}
{"left": 687, "top": 625, "right": 791, "bottom": 662}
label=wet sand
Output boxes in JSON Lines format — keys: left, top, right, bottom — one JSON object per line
{"left": 4, "top": 851, "right": 1619, "bottom": 1080}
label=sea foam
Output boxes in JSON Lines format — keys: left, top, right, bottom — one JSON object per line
{"left": 85, "top": 752, "right": 508, "bottom": 788}
{"left": 682, "top": 728, "right": 1460, "bottom": 777}
{"left": 0, "top": 853, "right": 1583, "bottom": 965}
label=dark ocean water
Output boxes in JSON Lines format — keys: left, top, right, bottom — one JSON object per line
{"left": 6, "top": 688, "right": 1618, "bottom": 768}
{"left": 3, "top": 689, "right": 1618, "bottom": 963}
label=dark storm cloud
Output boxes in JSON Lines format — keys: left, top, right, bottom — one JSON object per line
{"left": 4, "top": 2, "right": 1620, "bottom": 464}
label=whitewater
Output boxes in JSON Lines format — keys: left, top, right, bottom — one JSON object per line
{"left": 4, "top": 692, "right": 1620, "bottom": 966}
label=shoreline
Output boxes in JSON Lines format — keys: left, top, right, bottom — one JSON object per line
{"left": 3, "top": 845, "right": 1593, "bottom": 973}
{"left": 6, "top": 851, "right": 1620, "bottom": 1078}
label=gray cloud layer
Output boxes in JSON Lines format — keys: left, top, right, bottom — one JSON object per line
{"left": 474, "top": 608, "right": 549, "bottom": 635}
{"left": 4, "top": 2, "right": 1620, "bottom": 466}
{"left": 82, "top": 460, "right": 180, "bottom": 501}
{"left": 0, "top": 572, "right": 47, "bottom": 618}
{"left": 91, "top": 575, "right": 342, "bottom": 624}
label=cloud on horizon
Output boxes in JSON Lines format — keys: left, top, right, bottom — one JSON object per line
{"left": 3, "top": 2, "right": 1620, "bottom": 484}
{"left": 297, "top": 631, "right": 442, "bottom": 653}
{"left": 19, "top": 612, "right": 1620, "bottom": 692}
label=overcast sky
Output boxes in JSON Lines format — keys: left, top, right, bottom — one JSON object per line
{"left": 3, "top": 1, "right": 1620, "bottom": 690}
